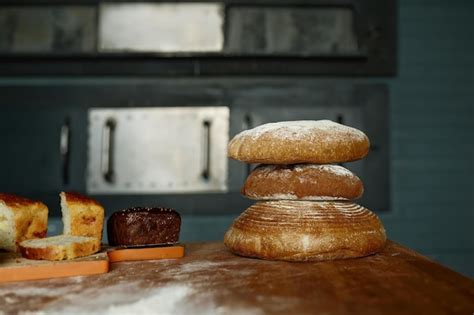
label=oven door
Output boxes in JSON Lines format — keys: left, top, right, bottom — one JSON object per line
{"left": 87, "top": 107, "right": 229, "bottom": 194}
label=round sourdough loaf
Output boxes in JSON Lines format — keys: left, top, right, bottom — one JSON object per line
{"left": 228, "top": 120, "right": 369, "bottom": 164}
{"left": 224, "top": 201, "right": 386, "bottom": 261}
{"left": 242, "top": 164, "right": 363, "bottom": 201}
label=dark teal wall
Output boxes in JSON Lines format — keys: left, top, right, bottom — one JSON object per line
{"left": 385, "top": 0, "right": 473, "bottom": 276}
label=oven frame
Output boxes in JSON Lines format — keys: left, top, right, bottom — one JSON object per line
{"left": 0, "top": 0, "right": 397, "bottom": 76}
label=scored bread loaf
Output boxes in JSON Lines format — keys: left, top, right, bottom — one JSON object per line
{"left": 19, "top": 235, "right": 101, "bottom": 261}
{"left": 242, "top": 164, "right": 363, "bottom": 201}
{"left": 0, "top": 193, "right": 48, "bottom": 252}
{"left": 61, "top": 192, "right": 104, "bottom": 241}
{"left": 224, "top": 200, "right": 386, "bottom": 261}
{"left": 228, "top": 120, "right": 370, "bottom": 164}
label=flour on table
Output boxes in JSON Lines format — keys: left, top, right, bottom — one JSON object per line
{"left": 16, "top": 283, "right": 191, "bottom": 315}
{"left": 12, "top": 260, "right": 263, "bottom": 315}
{"left": 20, "top": 282, "right": 262, "bottom": 315}
{"left": 102, "top": 284, "right": 263, "bottom": 315}
{"left": 102, "top": 284, "right": 192, "bottom": 315}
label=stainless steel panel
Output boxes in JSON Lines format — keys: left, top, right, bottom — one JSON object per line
{"left": 227, "top": 7, "right": 358, "bottom": 55}
{"left": 99, "top": 3, "right": 224, "bottom": 53}
{"left": 87, "top": 107, "right": 229, "bottom": 194}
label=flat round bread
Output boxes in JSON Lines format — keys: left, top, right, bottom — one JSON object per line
{"left": 242, "top": 164, "right": 363, "bottom": 201}
{"left": 228, "top": 120, "right": 370, "bottom": 164}
{"left": 224, "top": 201, "right": 386, "bottom": 261}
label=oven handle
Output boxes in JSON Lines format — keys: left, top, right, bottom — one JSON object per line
{"left": 201, "top": 120, "right": 211, "bottom": 180}
{"left": 60, "top": 117, "right": 71, "bottom": 185}
{"left": 101, "top": 118, "right": 116, "bottom": 183}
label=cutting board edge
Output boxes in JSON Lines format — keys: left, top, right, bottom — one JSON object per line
{"left": 0, "top": 259, "right": 109, "bottom": 283}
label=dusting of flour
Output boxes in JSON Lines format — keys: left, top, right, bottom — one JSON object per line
{"left": 18, "top": 284, "right": 191, "bottom": 315}
{"left": 98, "top": 284, "right": 263, "bottom": 315}
{"left": 6, "top": 260, "right": 264, "bottom": 315}
{"left": 309, "top": 165, "right": 355, "bottom": 177}
{"left": 16, "top": 281, "right": 263, "bottom": 315}
{"left": 256, "top": 164, "right": 355, "bottom": 178}
{"left": 235, "top": 120, "right": 366, "bottom": 141}
{"left": 100, "top": 284, "right": 192, "bottom": 315}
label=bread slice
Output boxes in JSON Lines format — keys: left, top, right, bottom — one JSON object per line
{"left": 60, "top": 192, "right": 104, "bottom": 241}
{"left": 19, "top": 235, "right": 101, "bottom": 261}
{"left": 0, "top": 193, "right": 48, "bottom": 252}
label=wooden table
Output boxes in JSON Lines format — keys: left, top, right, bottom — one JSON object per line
{"left": 1, "top": 241, "right": 473, "bottom": 315}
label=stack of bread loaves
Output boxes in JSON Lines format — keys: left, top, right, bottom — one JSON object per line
{"left": 224, "top": 120, "right": 386, "bottom": 261}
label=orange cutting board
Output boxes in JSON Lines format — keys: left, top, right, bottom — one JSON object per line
{"left": 107, "top": 245, "right": 184, "bottom": 263}
{"left": 0, "top": 250, "right": 109, "bottom": 283}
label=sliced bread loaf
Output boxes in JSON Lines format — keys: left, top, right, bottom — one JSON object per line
{"left": 19, "top": 235, "right": 101, "bottom": 260}
{"left": 60, "top": 192, "right": 104, "bottom": 241}
{"left": 0, "top": 193, "right": 48, "bottom": 252}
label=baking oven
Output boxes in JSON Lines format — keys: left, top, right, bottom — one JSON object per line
{"left": 0, "top": 0, "right": 395, "bottom": 217}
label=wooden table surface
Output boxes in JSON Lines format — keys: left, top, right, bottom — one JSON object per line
{"left": 1, "top": 241, "right": 473, "bottom": 315}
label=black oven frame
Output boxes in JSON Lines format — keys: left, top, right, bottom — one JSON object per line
{"left": 0, "top": 0, "right": 397, "bottom": 76}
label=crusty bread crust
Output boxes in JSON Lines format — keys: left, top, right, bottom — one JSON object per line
{"left": 61, "top": 192, "right": 104, "bottom": 241}
{"left": 228, "top": 120, "right": 370, "bottom": 164}
{"left": 224, "top": 201, "right": 386, "bottom": 261}
{"left": 0, "top": 193, "right": 48, "bottom": 251}
{"left": 242, "top": 164, "right": 363, "bottom": 201}
{"left": 63, "top": 192, "right": 102, "bottom": 207}
{"left": 19, "top": 236, "right": 100, "bottom": 261}
{"left": 0, "top": 193, "right": 46, "bottom": 209}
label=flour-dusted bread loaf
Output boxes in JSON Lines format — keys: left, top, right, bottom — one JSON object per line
{"left": 19, "top": 235, "right": 101, "bottom": 261}
{"left": 107, "top": 207, "right": 181, "bottom": 246}
{"left": 242, "top": 164, "right": 364, "bottom": 201}
{"left": 0, "top": 193, "right": 48, "bottom": 252}
{"left": 224, "top": 200, "right": 386, "bottom": 261}
{"left": 61, "top": 192, "right": 104, "bottom": 241}
{"left": 228, "top": 120, "right": 370, "bottom": 164}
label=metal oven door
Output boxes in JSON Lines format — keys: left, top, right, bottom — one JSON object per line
{"left": 87, "top": 107, "right": 229, "bottom": 194}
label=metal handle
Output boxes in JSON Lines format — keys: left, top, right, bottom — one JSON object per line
{"left": 60, "top": 117, "right": 71, "bottom": 185}
{"left": 201, "top": 120, "right": 211, "bottom": 180}
{"left": 101, "top": 118, "right": 116, "bottom": 183}
{"left": 336, "top": 114, "right": 345, "bottom": 167}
